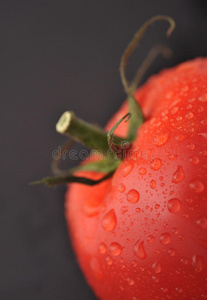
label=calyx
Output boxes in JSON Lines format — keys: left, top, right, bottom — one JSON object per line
{"left": 33, "top": 15, "right": 175, "bottom": 186}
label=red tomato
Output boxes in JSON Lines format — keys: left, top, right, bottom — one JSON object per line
{"left": 65, "top": 58, "right": 207, "bottom": 299}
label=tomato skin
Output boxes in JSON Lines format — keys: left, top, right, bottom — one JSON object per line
{"left": 65, "top": 58, "right": 207, "bottom": 300}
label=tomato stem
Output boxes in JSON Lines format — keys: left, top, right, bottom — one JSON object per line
{"left": 120, "top": 15, "right": 175, "bottom": 95}
{"left": 33, "top": 16, "right": 175, "bottom": 187}
{"left": 30, "top": 170, "right": 115, "bottom": 187}
{"left": 56, "top": 111, "right": 125, "bottom": 155}
{"left": 119, "top": 15, "right": 175, "bottom": 142}
{"left": 130, "top": 44, "right": 173, "bottom": 93}
{"left": 107, "top": 113, "right": 132, "bottom": 160}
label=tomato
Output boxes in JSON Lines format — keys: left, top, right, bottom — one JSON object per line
{"left": 65, "top": 58, "right": 207, "bottom": 300}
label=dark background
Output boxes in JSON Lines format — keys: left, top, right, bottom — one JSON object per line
{"left": 1, "top": 1, "right": 207, "bottom": 299}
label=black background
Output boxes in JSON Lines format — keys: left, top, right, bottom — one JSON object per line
{"left": 1, "top": 1, "right": 207, "bottom": 299}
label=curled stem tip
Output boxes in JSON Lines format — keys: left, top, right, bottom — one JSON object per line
{"left": 107, "top": 113, "right": 132, "bottom": 159}
{"left": 130, "top": 44, "right": 173, "bottom": 94}
{"left": 120, "top": 15, "right": 175, "bottom": 95}
{"left": 51, "top": 139, "right": 74, "bottom": 176}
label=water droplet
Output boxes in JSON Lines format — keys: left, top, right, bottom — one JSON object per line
{"left": 98, "top": 242, "right": 107, "bottom": 254}
{"left": 147, "top": 235, "right": 155, "bottom": 243}
{"left": 192, "top": 255, "right": 203, "bottom": 273}
{"left": 139, "top": 167, "right": 146, "bottom": 175}
{"left": 189, "top": 156, "right": 200, "bottom": 165}
{"left": 188, "top": 97, "right": 196, "bottom": 103}
{"left": 164, "top": 222, "right": 168, "bottom": 228}
{"left": 127, "top": 189, "right": 140, "bottom": 204}
{"left": 154, "top": 133, "right": 169, "bottom": 146}
{"left": 172, "top": 166, "right": 185, "bottom": 183}
{"left": 118, "top": 183, "right": 125, "bottom": 193}
{"left": 187, "top": 142, "right": 195, "bottom": 150}
{"left": 168, "top": 248, "right": 175, "bottom": 256}
{"left": 196, "top": 217, "right": 207, "bottom": 229}
{"left": 142, "top": 149, "right": 151, "bottom": 159}
{"left": 201, "top": 118, "right": 207, "bottom": 125}
{"left": 198, "top": 106, "right": 204, "bottom": 113}
{"left": 167, "top": 198, "right": 181, "bottom": 213}
{"left": 171, "top": 106, "right": 179, "bottom": 115}
{"left": 176, "top": 287, "right": 183, "bottom": 294}
{"left": 106, "top": 256, "right": 113, "bottom": 266}
{"left": 189, "top": 179, "right": 205, "bottom": 193}
{"left": 126, "top": 278, "right": 134, "bottom": 285}
{"left": 102, "top": 209, "right": 117, "bottom": 231}
{"left": 161, "top": 109, "right": 169, "bottom": 116}
{"left": 155, "top": 203, "right": 160, "bottom": 209}
{"left": 169, "top": 154, "right": 177, "bottom": 160}
{"left": 162, "top": 116, "right": 168, "bottom": 122}
{"left": 185, "top": 112, "right": 194, "bottom": 119}
{"left": 150, "top": 158, "right": 162, "bottom": 170}
{"left": 160, "top": 232, "right": 171, "bottom": 244}
{"left": 172, "top": 227, "right": 179, "bottom": 234}
{"left": 152, "top": 275, "right": 159, "bottom": 283}
{"left": 198, "top": 132, "right": 207, "bottom": 139}
{"left": 121, "top": 206, "right": 129, "bottom": 214}
{"left": 180, "top": 257, "right": 188, "bottom": 265}
{"left": 176, "top": 116, "right": 183, "bottom": 121}
{"left": 179, "top": 234, "right": 184, "bottom": 241}
{"left": 132, "top": 260, "right": 138, "bottom": 267}
{"left": 200, "top": 150, "right": 207, "bottom": 156}
{"left": 161, "top": 287, "right": 168, "bottom": 293}
{"left": 136, "top": 207, "right": 141, "bottom": 213}
{"left": 123, "top": 163, "right": 133, "bottom": 177}
{"left": 133, "top": 240, "right": 147, "bottom": 259}
{"left": 150, "top": 179, "right": 157, "bottom": 189}
{"left": 152, "top": 261, "right": 162, "bottom": 273}
{"left": 175, "top": 134, "right": 185, "bottom": 142}
{"left": 109, "top": 242, "right": 122, "bottom": 256}
{"left": 198, "top": 93, "right": 207, "bottom": 102}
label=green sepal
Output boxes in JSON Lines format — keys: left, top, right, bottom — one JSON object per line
{"left": 31, "top": 171, "right": 114, "bottom": 187}
{"left": 127, "top": 94, "right": 144, "bottom": 141}
{"left": 30, "top": 158, "right": 120, "bottom": 186}
{"left": 70, "top": 158, "right": 120, "bottom": 174}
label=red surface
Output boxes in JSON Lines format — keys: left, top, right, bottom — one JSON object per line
{"left": 66, "top": 58, "right": 207, "bottom": 300}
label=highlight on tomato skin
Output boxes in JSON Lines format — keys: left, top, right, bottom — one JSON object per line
{"left": 66, "top": 57, "right": 207, "bottom": 300}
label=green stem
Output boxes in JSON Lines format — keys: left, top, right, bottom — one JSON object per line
{"left": 127, "top": 94, "right": 144, "bottom": 141}
{"left": 31, "top": 171, "right": 114, "bottom": 187}
{"left": 119, "top": 15, "right": 175, "bottom": 141}
{"left": 107, "top": 113, "right": 132, "bottom": 159}
{"left": 56, "top": 111, "right": 124, "bottom": 156}
{"left": 120, "top": 15, "right": 175, "bottom": 95}
{"left": 129, "top": 44, "right": 173, "bottom": 94}
{"left": 32, "top": 16, "right": 175, "bottom": 188}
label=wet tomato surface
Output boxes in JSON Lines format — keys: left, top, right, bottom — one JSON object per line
{"left": 66, "top": 58, "right": 207, "bottom": 299}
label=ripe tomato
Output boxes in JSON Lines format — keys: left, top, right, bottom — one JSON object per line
{"left": 65, "top": 58, "right": 207, "bottom": 299}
